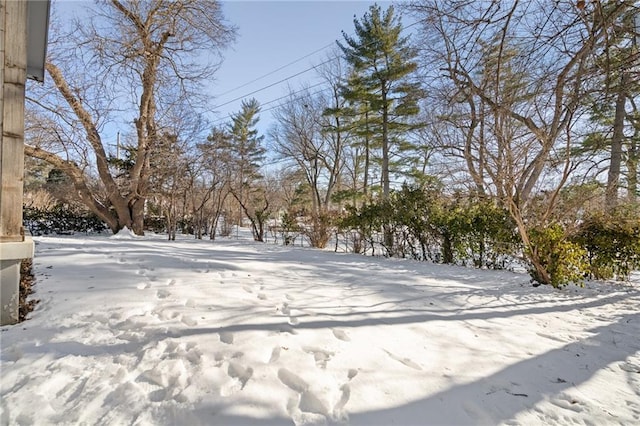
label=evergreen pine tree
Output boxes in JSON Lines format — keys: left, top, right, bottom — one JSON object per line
{"left": 228, "top": 98, "right": 266, "bottom": 188}
{"left": 226, "top": 98, "right": 269, "bottom": 241}
{"left": 338, "top": 4, "right": 422, "bottom": 252}
{"left": 338, "top": 4, "right": 421, "bottom": 200}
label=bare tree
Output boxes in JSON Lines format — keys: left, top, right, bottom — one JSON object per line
{"left": 25, "top": 0, "right": 235, "bottom": 234}
{"left": 197, "top": 127, "right": 234, "bottom": 240}
{"left": 317, "top": 51, "right": 352, "bottom": 210}
{"left": 405, "top": 0, "right": 634, "bottom": 284}
{"left": 271, "top": 88, "right": 328, "bottom": 216}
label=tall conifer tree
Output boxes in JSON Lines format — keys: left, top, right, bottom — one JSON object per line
{"left": 338, "top": 4, "right": 421, "bottom": 252}
{"left": 226, "top": 98, "right": 268, "bottom": 241}
{"left": 338, "top": 4, "right": 421, "bottom": 201}
{"left": 228, "top": 98, "right": 265, "bottom": 188}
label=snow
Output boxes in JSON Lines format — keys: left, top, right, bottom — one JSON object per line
{"left": 110, "top": 226, "right": 138, "bottom": 240}
{"left": 1, "top": 230, "right": 639, "bottom": 425}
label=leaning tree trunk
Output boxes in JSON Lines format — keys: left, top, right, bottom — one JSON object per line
{"left": 509, "top": 202, "right": 552, "bottom": 285}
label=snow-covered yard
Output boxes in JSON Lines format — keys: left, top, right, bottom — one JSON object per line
{"left": 1, "top": 230, "right": 639, "bottom": 425}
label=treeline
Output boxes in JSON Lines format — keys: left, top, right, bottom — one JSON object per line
{"left": 24, "top": 1, "right": 640, "bottom": 287}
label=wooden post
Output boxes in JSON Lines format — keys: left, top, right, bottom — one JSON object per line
{"left": 0, "top": 0, "right": 34, "bottom": 325}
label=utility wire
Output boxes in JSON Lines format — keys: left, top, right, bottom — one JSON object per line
{"left": 209, "top": 82, "right": 330, "bottom": 127}
{"left": 215, "top": 42, "right": 336, "bottom": 98}
{"left": 210, "top": 18, "right": 425, "bottom": 115}
{"left": 212, "top": 59, "right": 335, "bottom": 111}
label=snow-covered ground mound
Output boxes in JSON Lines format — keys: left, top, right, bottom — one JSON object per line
{"left": 1, "top": 233, "right": 639, "bottom": 425}
{"left": 109, "top": 226, "right": 138, "bottom": 240}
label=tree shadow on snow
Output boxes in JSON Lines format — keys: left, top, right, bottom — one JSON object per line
{"left": 346, "top": 311, "right": 640, "bottom": 425}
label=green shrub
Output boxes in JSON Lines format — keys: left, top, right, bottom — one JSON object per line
{"left": 442, "top": 198, "right": 520, "bottom": 269}
{"left": 24, "top": 204, "right": 108, "bottom": 235}
{"left": 528, "top": 224, "right": 588, "bottom": 287}
{"left": 338, "top": 187, "right": 520, "bottom": 267}
{"left": 338, "top": 200, "right": 389, "bottom": 256}
{"left": 572, "top": 211, "right": 640, "bottom": 281}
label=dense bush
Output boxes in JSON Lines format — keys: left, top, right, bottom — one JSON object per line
{"left": 24, "top": 204, "right": 108, "bottom": 235}
{"left": 279, "top": 212, "right": 301, "bottom": 246}
{"left": 338, "top": 185, "right": 520, "bottom": 269}
{"left": 528, "top": 224, "right": 588, "bottom": 287}
{"left": 388, "top": 185, "right": 440, "bottom": 261}
{"left": 338, "top": 201, "right": 385, "bottom": 256}
{"left": 144, "top": 215, "right": 167, "bottom": 233}
{"left": 572, "top": 210, "right": 640, "bottom": 281}
{"left": 444, "top": 199, "right": 520, "bottom": 269}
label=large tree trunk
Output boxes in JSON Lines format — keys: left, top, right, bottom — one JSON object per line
{"left": 131, "top": 199, "right": 145, "bottom": 235}
{"left": 363, "top": 112, "right": 370, "bottom": 199}
{"left": 628, "top": 137, "right": 638, "bottom": 203}
{"left": 606, "top": 72, "right": 628, "bottom": 209}
{"left": 381, "top": 87, "right": 394, "bottom": 253}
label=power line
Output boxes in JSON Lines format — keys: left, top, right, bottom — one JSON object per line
{"left": 210, "top": 18, "right": 425, "bottom": 116}
{"left": 211, "top": 59, "right": 334, "bottom": 111}
{"left": 209, "top": 81, "right": 330, "bottom": 127}
{"left": 215, "top": 42, "right": 336, "bottom": 98}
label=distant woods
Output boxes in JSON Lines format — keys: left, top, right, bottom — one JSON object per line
{"left": 25, "top": 1, "right": 640, "bottom": 286}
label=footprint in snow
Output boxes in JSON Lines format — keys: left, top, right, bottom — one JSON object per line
{"left": 384, "top": 349, "right": 422, "bottom": 370}
{"left": 280, "top": 303, "right": 291, "bottom": 316}
{"left": 332, "top": 329, "right": 350, "bottom": 342}
{"left": 213, "top": 350, "right": 244, "bottom": 367}
{"left": 227, "top": 361, "right": 253, "bottom": 389}
{"left": 299, "top": 390, "right": 330, "bottom": 416}
{"left": 347, "top": 369, "right": 358, "bottom": 380}
{"left": 278, "top": 369, "right": 331, "bottom": 417}
{"left": 180, "top": 315, "right": 198, "bottom": 327}
{"left": 136, "top": 282, "right": 151, "bottom": 290}
{"left": 303, "top": 347, "right": 334, "bottom": 369}
{"left": 218, "top": 361, "right": 252, "bottom": 397}
{"left": 334, "top": 383, "right": 351, "bottom": 412}
{"left": 219, "top": 332, "right": 234, "bottom": 344}
{"left": 288, "top": 316, "right": 300, "bottom": 326}
{"left": 156, "top": 310, "right": 180, "bottom": 321}
{"left": 278, "top": 368, "right": 308, "bottom": 393}
{"left": 156, "top": 289, "right": 171, "bottom": 299}
{"left": 268, "top": 346, "right": 281, "bottom": 363}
